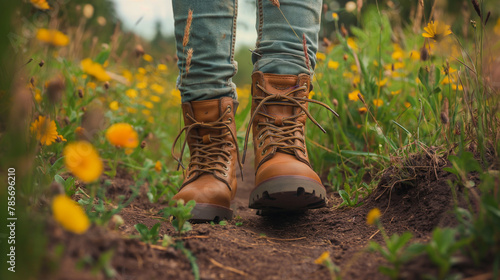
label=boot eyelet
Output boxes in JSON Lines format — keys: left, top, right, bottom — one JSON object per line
{"left": 227, "top": 105, "right": 231, "bottom": 113}
{"left": 228, "top": 143, "right": 233, "bottom": 148}
{"left": 221, "top": 171, "right": 228, "bottom": 177}
{"left": 261, "top": 149, "right": 267, "bottom": 156}
{"left": 258, "top": 133, "right": 264, "bottom": 140}
{"left": 258, "top": 141, "right": 263, "bottom": 148}
{"left": 228, "top": 117, "right": 232, "bottom": 123}
{"left": 223, "top": 165, "right": 229, "bottom": 171}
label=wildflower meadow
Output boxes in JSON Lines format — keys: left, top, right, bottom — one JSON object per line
{"left": 0, "top": 0, "right": 499, "bottom": 279}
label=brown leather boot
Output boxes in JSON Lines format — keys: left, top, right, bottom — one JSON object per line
{"left": 243, "top": 71, "right": 338, "bottom": 213}
{"left": 172, "top": 97, "right": 241, "bottom": 221}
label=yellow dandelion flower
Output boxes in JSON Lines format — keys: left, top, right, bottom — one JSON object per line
{"left": 350, "top": 64, "right": 358, "bottom": 72}
{"left": 142, "top": 109, "right": 151, "bottom": 116}
{"left": 137, "top": 82, "right": 147, "bottom": 89}
{"left": 87, "top": 81, "right": 97, "bottom": 89}
{"left": 36, "top": 29, "right": 69, "bottom": 47}
{"left": 138, "top": 67, "right": 147, "bottom": 75}
{"left": 126, "top": 89, "right": 138, "bottom": 99}
{"left": 409, "top": 50, "right": 420, "bottom": 61}
{"left": 308, "top": 90, "right": 316, "bottom": 99}
{"left": 327, "top": 60, "right": 339, "bottom": 70}
{"left": 316, "top": 52, "right": 326, "bottom": 61}
{"left": 150, "top": 95, "right": 161, "bottom": 103}
{"left": 63, "top": 141, "right": 103, "bottom": 183}
{"left": 30, "top": 116, "right": 59, "bottom": 146}
{"left": 31, "top": 0, "right": 50, "bottom": 10}
{"left": 376, "top": 78, "right": 388, "bottom": 87}
{"left": 391, "top": 90, "right": 401, "bottom": 95}
{"left": 373, "top": 98, "right": 384, "bottom": 107}
{"left": 452, "top": 84, "right": 463, "bottom": 91}
{"left": 81, "top": 58, "right": 110, "bottom": 82}
{"left": 52, "top": 194, "right": 90, "bottom": 234}
{"left": 34, "top": 88, "right": 42, "bottom": 102}
{"left": 404, "top": 102, "right": 411, "bottom": 108}
{"left": 348, "top": 90, "right": 362, "bottom": 101}
{"left": 358, "top": 107, "right": 367, "bottom": 114}
{"left": 367, "top": 208, "right": 381, "bottom": 225}
{"left": 314, "top": 251, "right": 330, "bottom": 265}
{"left": 109, "top": 101, "right": 119, "bottom": 111}
{"left": 347, "top": 37, "right": 358, "bottom": 52}
{"left": 143, "top": 54, "right": 153, "bottom": 62}
{"left": 122, "top": 70, "right": 133, "bottom": 83}
{"left": 158, "top": 64, "right": 168, "bottom": 71}
{"left": 105, "top": 123, "right": 139, "bottom": 149}
{"left": 422, "top": 21, "right": 452, "bottom": 42}
{"left": 151, "top": 84, "right": 165, "bottom": 94}
{"left": 147, "top": 116, "right": 155, "bottom": 123}
{"left": 142, "top": 101, "right": 154, "bottom": 109}
{"left": 155, "top": 161, "right": 162, "bottom": 172}
{"left": 332, "top": 12, "right": 339, "bottom": 21}
{"left": 127, "top": 107, "right": 138, "bottom": 114}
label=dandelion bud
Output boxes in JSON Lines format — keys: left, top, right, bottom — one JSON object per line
{"left": 30, "top": 77, "right": 35, "bottom": 87}
{"left": 140, "top": 140, "right": 146, "bottom": 149}
{"left": 78, "top": 88, "right": 84, "bottom": 98}
{"left": 46, "top": 76, "right": 65, "bottom": 104}
{"left": 322, "top": 37, "right": 332, "bottom": 48}
{"left": 345, "top": 1, "right": 356, "bottom": 13}
{"left": 341, "top": 24, "right": 348, "bottom": 37}
{"left": 440, "top": 112, "right": 449, "bottom": 125}
{"left": 420, "top": 46, "right": 429, "bottom": 61}
{"left": 83, "top": 4, "right": 94, "bottom": 19}
{"left": 332, "top": 98, "right": 338, "bottom": 107}
{"left": 108, "top": 215, "right": 124, "bottom": 230}
{"left": 39, "top": 60, "right": 45, "bottom": 67}
{"left": 343, "top": 54, "right": 348, "bottom": 61}
{"left": 63, "top": 116, "right": 70, "bottom": 125}
{"left": 104, "top": 81, "right": 110, "bottom": 90}
{"left": 471, "top": 0, "right": 481, "bottom": 19}
{"left": 135, "top": 45, "right": 145, "bottom": 58}
{"left": 56, "top": 135, "right": 63, "bottom": 143}
{"left": 485, "top": 11, "right": 491, "bottom": 25}
{"left": 269, "top": 0, "right": 280, "bottom": 8}
{"left": 82, "top": 106, "right": 86, "bottom": 112}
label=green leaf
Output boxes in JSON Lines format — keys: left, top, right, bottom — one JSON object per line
{"left": 134, "top": 223, "right": 149, "bottom": 238}
{"left": 54, "top": 174, "right": 65, "bottom": 185}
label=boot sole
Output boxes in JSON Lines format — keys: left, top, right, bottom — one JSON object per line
{"left": 249, "top": 176, "right": 326, "bottom": 214}
{"left": 190, "top": 203, "right": 233, "bottom": 223}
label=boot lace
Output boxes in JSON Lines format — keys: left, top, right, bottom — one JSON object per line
{"left": 172, "top": 107, "right": 243, "bottom": 190}
{"left": 242, "top": 83, "right": 339, "bottom": 163}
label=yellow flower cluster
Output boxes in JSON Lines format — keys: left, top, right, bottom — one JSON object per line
{"left": 106, "top": 123, "right": 139, "bottom": 149}
{"left": 30, "top": 116, "right": 66, "bottom": 146}
{"left": 63, "top": 141, "right": 103, "bottom": 183}
{"left": 81, "top": 58, "right": 110, "bottom": 81}
{"left": 36, "top": 29, "right": 69, "bottom": 47}
{"left": 31, "top": 0, "right": 50, "bottom": 10}
{"left": 52, "top": 194, "right": 90, "bottom": 234}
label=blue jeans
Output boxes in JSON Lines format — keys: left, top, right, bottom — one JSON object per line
{"left": 173, "top": 0, "right": 322, "bottom": 102}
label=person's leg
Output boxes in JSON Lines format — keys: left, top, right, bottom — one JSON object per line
{"left": 245, "top": 0, "right": 336, "bottom": 213}
{"left": 171, "top": 0, "right": 240, "bottom": 221}
{"left": 252, "top": 0, "right": 321, "bottom": 75}
{"left": 173, "top": 0, "right": 238, "bottom": 102}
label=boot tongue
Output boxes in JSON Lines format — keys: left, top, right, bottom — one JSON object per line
{"left": 261, "top": 74, "right": 302, "bottom": 121}
{"left": 190, "top": 99, "right": 222, "bottom": 138}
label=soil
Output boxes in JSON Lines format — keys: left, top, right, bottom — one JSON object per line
{"left": 43, "top": 150, "right": 493, "bottom": 280}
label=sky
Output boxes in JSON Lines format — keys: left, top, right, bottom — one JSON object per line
{"left": 112, "top": 0, "right": 258, "bottom": 48}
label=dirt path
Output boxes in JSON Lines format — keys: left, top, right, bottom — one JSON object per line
{"left": 46, "top": 152, "right": 474, "bottom": 280}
